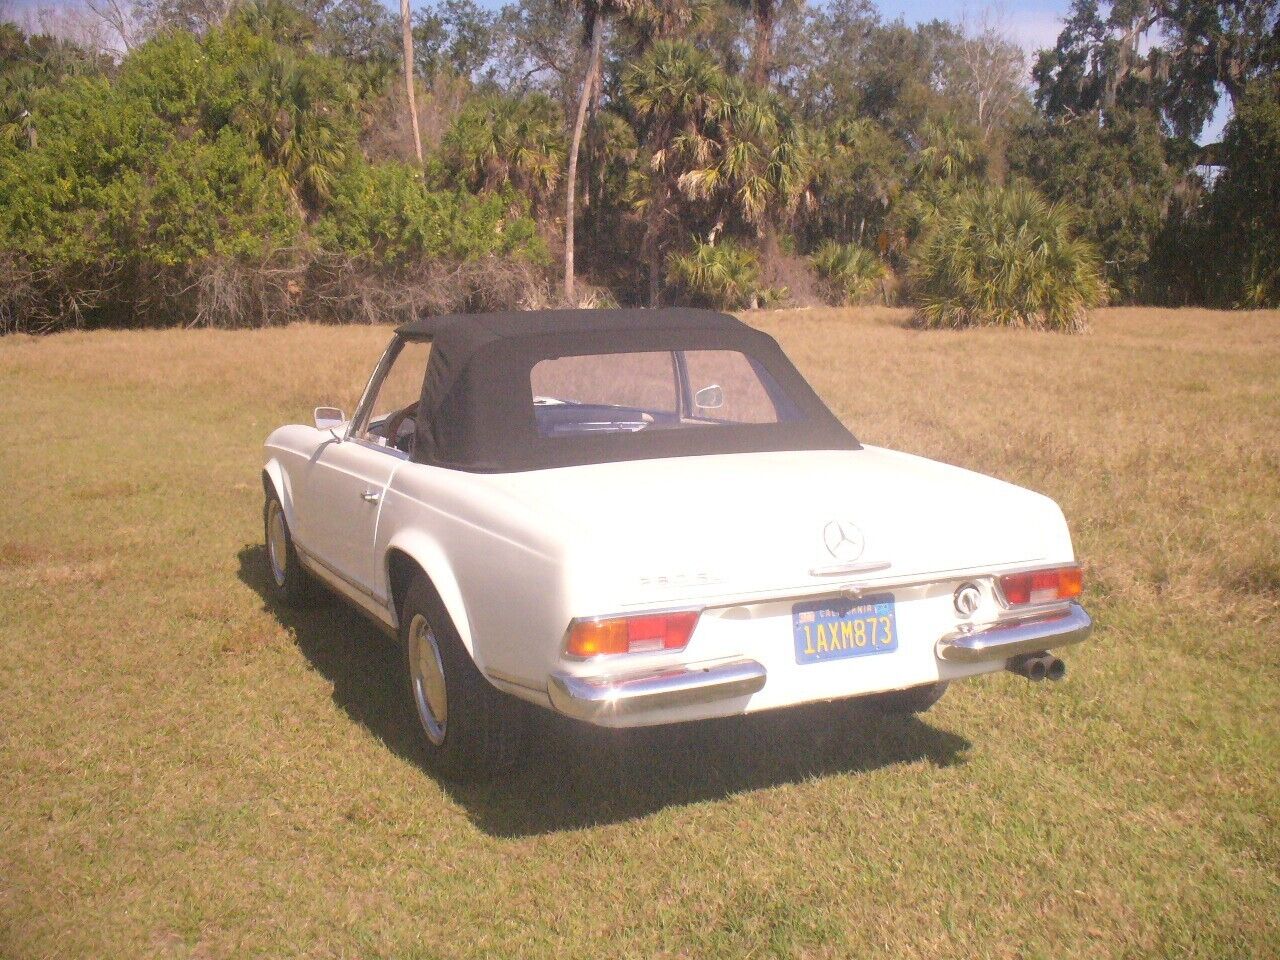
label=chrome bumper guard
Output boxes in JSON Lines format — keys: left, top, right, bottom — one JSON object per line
{"left": 935, "top": 602, "right": 1092, "bottom": 663}
{"left": 548, "top": 658, "right": 767, "bottom": 722}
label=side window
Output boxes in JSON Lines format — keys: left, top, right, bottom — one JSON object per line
{"left": 683, "top": 350, "right": 780, "bottom": 423}
{"left": 355, "top": 340, "right": 432, "bottom": 449}
{"left": 532, "top": 351, "right": 677, "bottom": 411}
{"left": 531, "top": 351, "right": 679, "bottom": 437}
{"left": 529, "top": 349, "right": 794, "bottom": 437}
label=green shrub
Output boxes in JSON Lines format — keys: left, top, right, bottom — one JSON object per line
{"left": 666, "top": 240, "right": 763, "bottom": 309}
{"left": 908, "top": 184, "right": 1107, "bottom": 332}
{"left": 1008, "top": 110, "right": 1177, "bottom": 303}
{"left": 314, "top": 159, "right": 543, "bottom": 265}
{"left": 811, "top": 241, "right": 885, "bottom": 304}
{"left": 0, "top": 75, "right": 300, "bottom": 320}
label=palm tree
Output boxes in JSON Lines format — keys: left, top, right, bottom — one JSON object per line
{"left": 443, "top": 93, "right": 566, "bottom": 213}
{"left": 401, "top": 0, "right": 423, "bottom": 164}
{"left": 696, "top": 83, "right": 811, "bottom": 233}
{"left": 562, "top": 0, "right": 643, "bottom": 303}
{"left": 667, "top": 239, "right": 761, "bottom": 307}
{"left": 233, "top": 52, "right": 355, "bottom": 212}
{"left": 910, "top": 184, "right": 1107, "bottom": 331}
{"left": 620, "top": 0, "right": 716, "bottom": 52}
{"left": 561, "top": 0, "right": 705, "bottom": 303}
{"left": 911, "top": 119, "right": 985, "bottom": 183}
{"left": 624, "top": 41, "right": 814, "bottom": 302}
{"left": 729, "top": 0, "right": 801, "bottom": 87}
{"left": 623, "top": 40, "right": 728, "bottom": 303}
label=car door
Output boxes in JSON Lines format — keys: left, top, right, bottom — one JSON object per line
{"left": 296, "top": 337, "right": 432, "bottom": 598}
{"left": 299, "top": 439, "right": 403, "bottom": 594}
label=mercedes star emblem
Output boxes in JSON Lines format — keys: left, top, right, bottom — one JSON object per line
{"left": 822, "top": 520, "right": 865, "bottom": 561}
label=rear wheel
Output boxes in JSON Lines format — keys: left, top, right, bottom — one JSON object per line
{"left": 263, "top": 490, "right": 312, "bottom": 605}
{"left": 400, "top": 575, "right": 525, "bottom": 777}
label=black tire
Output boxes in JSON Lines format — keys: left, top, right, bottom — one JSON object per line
{"left": 861, "top": 681, "right": 950, "bottom": 716}
{"left": 400, "top": 574, "right": 525, "bottom": 777}
{"left": 263, "top": 489, "right": 313, "bottom": 606}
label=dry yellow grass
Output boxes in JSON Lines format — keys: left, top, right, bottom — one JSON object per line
{"left": 0, "top": 306, "right": 1277, "bottom": 959}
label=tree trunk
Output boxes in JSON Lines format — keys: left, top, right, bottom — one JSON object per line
{"left": 749, "top": 0, "right": 774, "bottom": 87}
{"left": 401, "top": 0, "right": 423, "bottom": 165}
{"left": 564, "top": 14, "right": 604, "bottom": 306}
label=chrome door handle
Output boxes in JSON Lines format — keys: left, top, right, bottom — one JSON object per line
{"left": 360, "top": 490, "right": 380, "bottom": 503}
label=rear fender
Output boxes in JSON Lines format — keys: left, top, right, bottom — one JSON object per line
{"left": 383, "top": 531, "right": 477, "bottom": 664}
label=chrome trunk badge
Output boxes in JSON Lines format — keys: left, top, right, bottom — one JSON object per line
{"left": 822, "top": 520, "right": 865, "bottom": 561}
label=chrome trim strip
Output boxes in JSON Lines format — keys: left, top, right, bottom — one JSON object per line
{"left": 935, "top": 602, "right": 1092, "bottom": 663}
{"left": 346, "top": 338, "right": 401, "bottom": 441}
{"left": 349, "top": 436, "right": 409, "bottom": 460}
{"left": 615, "top": 559, "right": 1072, "bottom": 611}
{"left": 548, "top": 658, "right": 766, "bottom": 722}
{"left": 294, "top": 540, "right": 376, "bottom": 598}
{"left": 808, "top": 559, "right": 892, "bottom": 577}
{"left": 294, "top": 541, "right": 396, "bottom": 632}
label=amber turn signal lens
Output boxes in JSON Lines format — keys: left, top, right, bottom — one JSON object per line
{"left": 566, "top": 611, "right": 700, "bottom": 657}
{"left": 1057, "top": 566, "right": 1083, "bottom": 599}
{"left": 999, "top": 565, "right": 1083, "bottom": 606}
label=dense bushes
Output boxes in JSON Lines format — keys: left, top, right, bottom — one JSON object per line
{"left": 0, "top": 0, "right": 1275, "bottom": 331}
{"left": 1008, "top": 111, "right": 1177, "bottom": 303}
{"left": 315, "top": 159, "right": 540, "bottom": 263}
{"left": 1190, "top": 78, "right": 1280, "bottom": 307}
{"left": 0, "top": 13, "right": 544, "bottom": 332}
{"left": 909, "top": 185, "right": 1108, "bottom": 332}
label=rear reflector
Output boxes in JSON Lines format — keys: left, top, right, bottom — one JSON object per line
{"left": 999, "top": 566, "right": 1083, "bottom": 606}
{"left": 566, "top": 611, "right": 700, "bottom": 657}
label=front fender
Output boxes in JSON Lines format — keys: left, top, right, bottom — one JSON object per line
{"left": 261, "top": 458, "right": 297, "bottom": 531}
{"left": 382, "top": 529, "right": 478, "bottom": 664}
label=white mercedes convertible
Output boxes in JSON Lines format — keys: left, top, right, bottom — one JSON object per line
{"left": 262, "top": 309, "right": 1091, "bottom": 774}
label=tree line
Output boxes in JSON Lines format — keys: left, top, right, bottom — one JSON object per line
{"left": 0, "top": 0, "right": 1276, "bottom": 334}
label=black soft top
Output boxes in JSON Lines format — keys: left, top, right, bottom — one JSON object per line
{"left": 395, "top": 308, "right": 858, "bottom": 472}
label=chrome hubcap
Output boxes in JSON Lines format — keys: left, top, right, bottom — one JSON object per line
{"left": 266, "top": 501, "right": 288, "bottom": 588}
{"left": 408, "top": 613, "right": 448, "bottom": 746}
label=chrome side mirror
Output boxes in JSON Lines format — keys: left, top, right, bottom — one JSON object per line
{"left": 314, "top": 407, "right": 345, "bottom": 439}
{"left": 693, "top": 384, "right": 725, "bottom": 410}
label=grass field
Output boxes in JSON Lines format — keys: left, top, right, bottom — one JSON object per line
{"left": 1, "top": 307, "right": 1277, "bottom": 959}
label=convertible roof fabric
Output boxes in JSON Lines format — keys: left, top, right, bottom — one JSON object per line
{"left": 394, "top": 308, "right": 859, "bottom": 472}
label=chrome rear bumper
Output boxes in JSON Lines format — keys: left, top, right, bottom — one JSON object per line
{"left": 548, "top": 658, "right": 766, "bottom": 723}
{"left": 935, "top": 602, "right": 1092, "bottom": 663}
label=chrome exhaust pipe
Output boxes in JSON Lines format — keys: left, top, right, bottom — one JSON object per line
{"left": 1045, "top": 656, "right": 1066, "bottom": 682}
{"left": 1008, "top": 651, "right": 1051, "bottom": 682}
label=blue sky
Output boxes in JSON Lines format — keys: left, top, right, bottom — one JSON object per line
{"left": 868, "top": 0, "right": 1069, "bottom": 54}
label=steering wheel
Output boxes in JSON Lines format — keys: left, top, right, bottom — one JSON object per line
{"left": 382, "top": 402, "right": 418, "bottom": 453}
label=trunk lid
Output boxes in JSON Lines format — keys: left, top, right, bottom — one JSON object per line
{"left": 485, "top": 446, "right": 1067, "bottom": 606}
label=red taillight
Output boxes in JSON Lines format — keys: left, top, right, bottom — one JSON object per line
{"left": 565, "top": 611, "right": 700, "bottom": 657}
{"left": 999, "top": 566, "right": 1083, "bottom": 606}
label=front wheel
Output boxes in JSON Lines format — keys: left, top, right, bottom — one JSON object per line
{"left": 263, "top": 490, "right": 313, "bottom": 605}
{"left": 401, "top": 575, "right": 525, "bottom": 777}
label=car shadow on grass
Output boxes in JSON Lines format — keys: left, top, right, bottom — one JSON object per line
{"left": 239, "top": 545, "right": 971, "bottom": 838}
